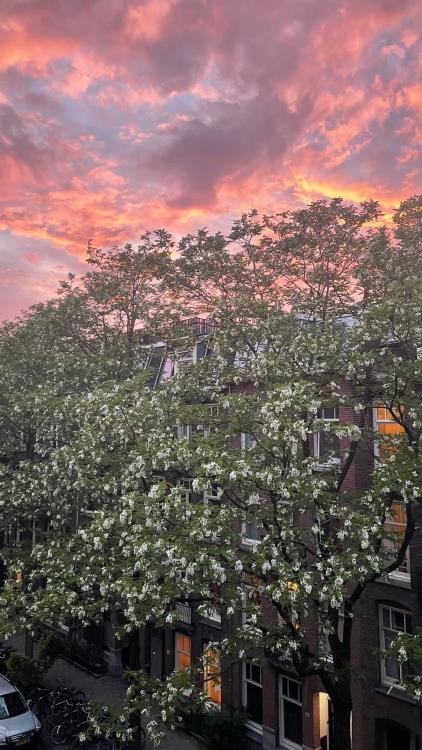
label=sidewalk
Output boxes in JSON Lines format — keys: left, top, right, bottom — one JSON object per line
{"left": 6, "top": 636, "right": 205, "bottom": 750}
{"left": 43, "top": 658, "right": 205, "bottom": 750}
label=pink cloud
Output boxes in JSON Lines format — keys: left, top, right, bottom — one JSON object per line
{"left": 0, "top": 0, "right": 421, "bottom": 317}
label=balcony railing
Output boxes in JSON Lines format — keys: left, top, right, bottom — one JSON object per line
{"left": 175, "top": 602, "right": 192, "bottom": 624}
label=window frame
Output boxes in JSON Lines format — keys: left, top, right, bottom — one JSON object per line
{"left": 203, "top": 644, "right": 222, "bottom": 706}
{"left": 242, "top": 661, "right": 263, "bottom": 732}
{"left": 279, "top": 675, "right": 303, "bottom": 750}
{"left": 202, "top": 404, "right": 221, "bottom": 438}
{"left": 379, "top": 604, "right": 411, "bottom": 686}
{"left": 203, "top": 484, "right": 223, "bottom": 504}
{"left": 313, "top": 406, "right": 340, "bottom": 466}
{"left": 175, "top": 632, "right": 192, "bottom": 672}
{"left": 241, "top": 432, "right": 255, "bottom": 451}
{"left": 373, "top": 407, "right": 410, "bottom": 585}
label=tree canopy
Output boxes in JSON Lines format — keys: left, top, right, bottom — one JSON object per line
{"left": 0, "top": 197, "right": 421, "bottom": 749}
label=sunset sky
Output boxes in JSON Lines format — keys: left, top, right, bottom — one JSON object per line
{"left": 0, "top": 0, "right": 421, "bottom": 319}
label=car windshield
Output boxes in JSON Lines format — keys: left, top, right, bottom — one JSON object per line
{"left": 0, "top": 692, "right": 27, "bottom": 719}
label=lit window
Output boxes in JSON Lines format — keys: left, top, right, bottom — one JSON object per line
{"left": 280, "top": 676, "right": 303, "bottom": 748}
{"left": 204, "top": 645, "right": 221, "bottom": 705}
{"left": 314, "top": 407, "right": 340, "bottom": 464}
{"left": 374, "top": 406, "right": 405, "bottom": 462}
{"left": 175, "top": 633, "right": 191, "bottom": 671}
{"left": 243, "top": 662, "right": 263, "bottom": 727}
{"left": 384, "top": 502, "right": 410, "bottom": 582}
{"left": 379, "top": 605, "right": 411, "bottom": 685}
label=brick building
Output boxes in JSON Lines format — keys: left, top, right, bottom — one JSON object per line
{"left": 4, "top": 318, "right": 421, "bottom": 750}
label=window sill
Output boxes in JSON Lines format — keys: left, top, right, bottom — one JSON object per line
{"left": 245, "top": 721, "right": 263, "bottom": 739}
{"left": 199, "top": 616, "right": 222, "bottom": 628}
{"left": 376, "top": 575, "right": 412, "bottom": 590}
{"left": 313, "top": 461, "right": 341, "bottom": 473}
{"left": 386, "top": 574, "right": 412, "bottom": 589}
{"left": 375, "top": 684, "right": 417, "bottom": 704}
{"left": 240, "top": 539, "right": 261, "bottom": 549}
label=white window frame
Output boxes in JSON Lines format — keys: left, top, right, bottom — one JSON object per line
{"left": 241, "top": 432, "right": 255, "bottom": 451}
{"left": 177, "top": 423, "right": 192, "bottom": 440}
{"left": 202, "top": 404, "right": 221, "bottom": 438}
{"left": 178, "top": 478, "right": 194, "bottom": 503}
{"left": 203, "top": 484, "right": 223, "bottom": 504}
{"left": 384, "top": 503, "right": 411, "bottom": 585}
{"left": 279, "top": 675, "right": 303, "bottom": 750}
{"left": 242, "top": 662, "right": 263, "bottom": 733}
{"left": 241, "top": 512, "right": 262, "bottom": 547}
{"left": 379, "top": 604, "right": 411, "bottom": 686}
{"left": 314, "top": 406, "right": 340, "bottom": 466}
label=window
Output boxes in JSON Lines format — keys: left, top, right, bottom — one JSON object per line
{"left": 204, "top": 645, "right": 221, "bottom": 705}
{"left": 241, "top": 432, "right": 255, "bottom": 451}
{"left": 202, "top": 404, "right": 221, "bottom": 438}
{"left": 374, "top": 406, "right": 405, "bottom": 462}
{"left": 374, "top": 409, "right": 410, "bottom": 582}
{"left": 384, "top": 502, "right": 410, "bottom": 582}
{"left": 379, "top": 605, "right": 411, "bottom": 685}
{"left": 177, "top": 423, "right": 192, "bottom": 440}
{"left": 314, "top": 407, "right": 340, "bottom": 464}
{"left": 280, "top": 676, "right": 303, "bottom": 748}
{"left": 175, "top": 633, "right": 191, "bottom": 671}
{"left": 0, "top": 691, "right": 27, "bottom": 719}
{"left": 242, "top": 519, "right": 262, "bottom": 544}
{"left": 243, "top": 662, "right": 263, "bottom": 727}
{"left": 160, "top": 356, "right": 174, "bottom": 382}
{"left": 203, "top": 484, "right": 223, "bottom": 504}
{"left": 178, "top": 478, "right": 194, "bottom": 503}
{"left": 175, "top": 349, "right": 193, "bottom": 375}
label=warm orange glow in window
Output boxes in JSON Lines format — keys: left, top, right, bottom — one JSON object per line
{"left": 375, "top": 406, "right": 405, "bottom": 461}
{"left": 204, "top": 646, "right": 221, "bottom": 705}
{"left": 175, "top": 633, "right": 191, "bottom": 671}
{"left": 385, "top": 502, "right": 409, "bottom": 574}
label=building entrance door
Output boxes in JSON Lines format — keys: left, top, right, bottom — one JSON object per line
{"left": 385, "top": 726, "right": 411, "bottom": 750}
{"left": 319, "top": 693, "right": 333, "bottom": 750}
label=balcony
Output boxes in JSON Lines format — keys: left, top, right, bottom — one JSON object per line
{"left": 175, "top": 602, "right": 192, "bottom": 624}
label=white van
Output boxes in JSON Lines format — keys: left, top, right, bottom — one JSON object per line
{"left": 0, "top": 675, "right": 41, "bottom": 746}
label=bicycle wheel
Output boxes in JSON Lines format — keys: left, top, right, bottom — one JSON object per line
{"left": 51, "top": 723, "right": 70, "bottom": 746}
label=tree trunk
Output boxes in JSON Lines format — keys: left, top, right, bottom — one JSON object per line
{"left": 330, "top": 698, "right": 352, "bottom": 750}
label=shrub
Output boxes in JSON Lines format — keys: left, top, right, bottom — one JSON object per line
{"left": 37, "top": 633, "right": 63, "bottom": 672}
{"left": 5, "top": 653, "right": 41, "bottom": 696}
{"left": 181, "top": 705, "right": 246, "bottom": 750}
{"left": 202, "top": 708, "right": 246, "bottom": 750}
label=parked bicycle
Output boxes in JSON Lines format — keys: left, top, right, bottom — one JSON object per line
{"left": 95, "top": 724, "right": 146, "bottom": 750}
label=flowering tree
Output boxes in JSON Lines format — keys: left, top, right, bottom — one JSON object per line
{"left": 0, "top": 198, "right": 421, "bottom": 750}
